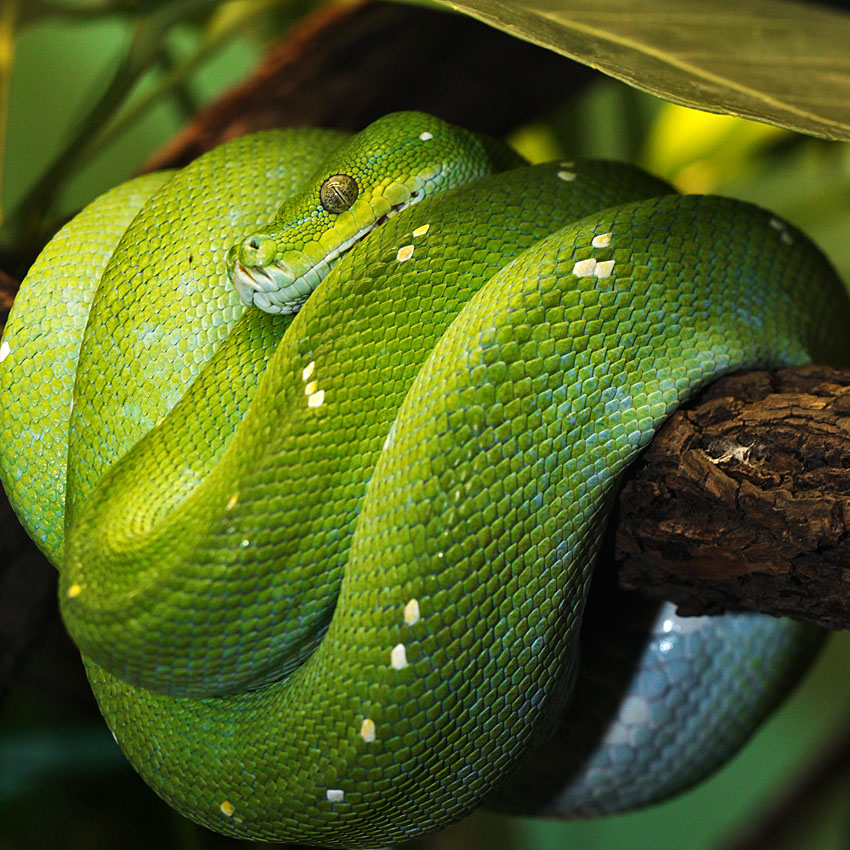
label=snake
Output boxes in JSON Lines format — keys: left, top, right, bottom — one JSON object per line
{"left": 1, "top": 111, "right": 847, "bottom": 847}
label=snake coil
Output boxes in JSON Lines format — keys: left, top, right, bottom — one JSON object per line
{"left": 1, "top": 112, "right": 847, "bottom": 847}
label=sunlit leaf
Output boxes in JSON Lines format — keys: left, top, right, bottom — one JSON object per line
{"left": 434, "top": 0, "right": 850, "bottom": 139}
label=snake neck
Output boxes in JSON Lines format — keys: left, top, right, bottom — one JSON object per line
{"left": 228, "top": 111, "right": 524, "bottom": 315}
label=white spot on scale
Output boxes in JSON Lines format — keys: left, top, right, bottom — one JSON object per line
{"left": 302, "top": 360, "right": 315, "bottom": 382}
{"left": 308, "top": 389, "right": 325, "bottom": 408}
{"left": 419, "top": 132, "right": 433, "bottom": 141}
{"left": 304, "top": 380, "right": 318, "bottom": 396}
{"left": 412, "top": 224, "right": 430, "bottom": 238}
{"left": 404, "top": 598, "right": 420, "bottom": 625}
{"left": 220, "top": 800, "right": 235, "bottom": 817}
{"left": 592, "top": 232, "right": 612, "bottom": 248}
{"left": 596, "top": 260, "right": 615, "bottom": 278}
{"left": 572, "top": 258, "right": 597, "bottom": 277}
{"left": 770, "top": 217, "right": 793, "bottom": 245}
{"left": 391, "top": 643, "right": 408, "bottom": 669}
{"left": 360, "top": 718, "right": 376, "bottom": 742}
{"left": 240, "top": 539, "right": 250, "bottom": 548}
{"left": 326, "top": 789, "right": 345, "bottom": 803}
{"left": 67, "top": 583, "right": 82, "bottom": 599}
{"left": 111, "top": 730, "right": 119, "bottom": 744}
{"left": 557, "top": 170, "right": 577, "bottom": 182}
{"left": 0, "top": 340, "right": 9, "bottom": 362}
{"left": 226, "top": 492, "right": 239, "bottom": 510}
{"left": 397, "top": 245, "right": 414, "bottom": 262}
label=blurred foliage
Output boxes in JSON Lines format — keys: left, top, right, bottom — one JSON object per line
{"left": 3, "top": 3, "right": 850, "bottom": 850}
{"left": 0, "top": 0, "right": 318, "bottom": 271}
{"left": 509, "top": 84, "right": 850, "bottom": 286}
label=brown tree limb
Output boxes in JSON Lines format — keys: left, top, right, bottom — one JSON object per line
{"left": 616, "top": 365, "right": 850, "bottom": 630}
{"left": 143, "top": 0, "right": 594, "bottom": 172}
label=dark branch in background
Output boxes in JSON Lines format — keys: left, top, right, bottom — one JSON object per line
{"left": 719, "top": 724, "right": 850, "bottom": 850}
{"left": 142, "top": 0, "right": 592, "bottom": 171}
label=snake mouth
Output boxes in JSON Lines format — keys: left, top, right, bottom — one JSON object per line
{"left": 232, "top": 188, "right": 427, "bottom": 315}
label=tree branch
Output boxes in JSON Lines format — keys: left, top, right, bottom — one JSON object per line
{"left": 616, "top": 365, "right": 850, "bottom": 629}
{"left": 142, "top": 0, "right": 593, "bottom": 171}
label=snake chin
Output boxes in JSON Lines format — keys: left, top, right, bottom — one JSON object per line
{"left": 232, "top": 188, "right": 426, "bottom": 315}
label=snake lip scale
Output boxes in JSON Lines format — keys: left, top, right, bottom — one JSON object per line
{"left": 231, "top": 186, "right": 428, "bottom": 313}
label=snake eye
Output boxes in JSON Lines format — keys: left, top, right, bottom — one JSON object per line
{"left": 319, "top": 174, "right": 359, "bottom": 214}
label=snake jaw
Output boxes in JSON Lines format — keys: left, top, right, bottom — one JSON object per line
{"left": 232, "top": 187, "right": 427, "bottom": 315}
{"left": 232, "top": 260, "right": 300, "bottom": 313}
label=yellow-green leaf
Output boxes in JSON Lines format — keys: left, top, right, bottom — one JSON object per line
{"left": 436, "top": 0, "right": 850, "bottom": 139}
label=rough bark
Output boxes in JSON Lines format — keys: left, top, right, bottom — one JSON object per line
{"left": 616, "top": 365, "right": 850, "bottom": 629}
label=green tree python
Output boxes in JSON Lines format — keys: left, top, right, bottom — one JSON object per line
{"left": 1, "top": 112, "right": 848, "bottom": 847}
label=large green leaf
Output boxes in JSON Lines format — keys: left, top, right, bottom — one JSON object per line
{"left": 436, "top": 0, "right": 850, "bottom": 139}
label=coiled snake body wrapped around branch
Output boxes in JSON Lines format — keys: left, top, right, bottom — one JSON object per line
{"left": 2, "top": 112, "right": 848, "bottom": 847}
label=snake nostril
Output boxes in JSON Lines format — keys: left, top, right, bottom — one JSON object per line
{"left": 241, "top": 235, "right": 277, "bottom": 266}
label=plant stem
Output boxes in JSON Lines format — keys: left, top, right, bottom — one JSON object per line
{"left": 0, "top": 0, "right": 224, "bottom": 257}
{"left": 82, "top": 0, "right": 282, "bottom": 170}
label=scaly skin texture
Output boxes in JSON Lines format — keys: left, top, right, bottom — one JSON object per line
{"left": 0, "top": 112, "right": 847, "bottom": 847}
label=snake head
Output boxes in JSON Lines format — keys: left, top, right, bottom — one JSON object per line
{"left": 229, "top": 111, "right": 521, "bottom": 315}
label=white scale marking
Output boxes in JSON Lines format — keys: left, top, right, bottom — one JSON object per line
{"left": 573, "top": 258, "right": 616, "bottom": 279}
{"left": 770, "top": 217, "right": 793, "bottom": 245}
{"left": 302, "top": 360, "right": 315, "bottom": 382}
{"left": 596, "top": 260, "right": 615, "bottom": 278}
{"left": 0, "top": 341, "right": 9, "bottom": 362}
{"left": 404, "top": 599, "right": 420, "bottom": 625}
{"left": 397, "top": 245, "right": 414, "bottom": 262}
{"left": 558, "top": 170, "right": 577, "bottom": 182}
{"left": 419, "top": 132, "right": 433, "bottom": 141}
{"left": 391, "top": 643, "right": 408, "bottom": 669}
{"left": 360, "top": 719, "right": 376, "bottom": 742}
{"left": 573, "top": 258, "right": 597, "bottom": 277}
{"left": 326, "top": 789, "right": 345, "bottom": 803}
{"left": 308, "top": 389, "right": 325, "bottom": 408}
{"left": 592, "top": 232, "right": 612, "bottom": 248}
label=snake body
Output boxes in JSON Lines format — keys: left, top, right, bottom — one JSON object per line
{"left": 1, "top": 112, "right": 847, "bottom": 846}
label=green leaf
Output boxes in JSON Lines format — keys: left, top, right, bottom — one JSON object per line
{"left": 434, "top": 0, "right": 850, "bottom": 139}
